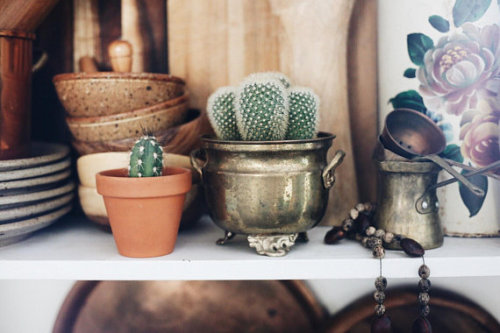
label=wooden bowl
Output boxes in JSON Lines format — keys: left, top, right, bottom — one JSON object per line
{"left": 71, "top": 109, "right": 214, "bottom": 156}
{"left": 53, "top": 72, "right": 185, "bottom": 117}
{"left": 66, "top": 99, "right": 188, "bottom": 142}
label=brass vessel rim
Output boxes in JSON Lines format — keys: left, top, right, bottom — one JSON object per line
{"left": 375, "top": 159, "right": 440, "bottom": 173}
{"left": 201, "top": 132, "right": 335, "bottom": 151}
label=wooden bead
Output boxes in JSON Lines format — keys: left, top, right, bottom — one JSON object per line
{"left": 412, "top": 316, "right": 432, "bottom": 333}
{"left": 373, "top": 245, "right": 385, "bottom": 259}
{"left": 418, "top": 292, "right": 430, "bottom": 305}
{"left": 418, "top": 264, "right": 430, "bottom": 279}
{"left": 400, "top": 238, "right": 425, "bottom": 257}
{"left": 366, "top": 226, "right": 376, "bottom": 236}
{"left": 375, "top": 229, "right": 386, "bottom": 239}
{"left": 324, "top": 226, "right": 345, "bottom": 244}
{"left": 373, "top": 290, "right": 385, "bottom": 304}
{"left": 355, "top": 213, "right": 372, "bottom": 234}
{"left": 367, "top": 237, "right": 382, "bottom": 249}
{"left": 350, "top": 208, "right": 359, "bottom": 220}
{"left": 342, "top": 218, "right": 354, "bottom": 232}
{"left": 375, "top": 276, "right": 387, "bottom": 291}
{"left": 371, "top": 314, "right": 392, "bottom": 333}
{"left": 374, "top": 304, "right": 386, "bottom": 316}
{"left": 355, "top": 203, "right": 365, "bottom": 212}
{"left": 420, "top": 304, "right": 431, "bottom": 317}
{"left": 419, "top": 278, "right": 431, "bottom": 292}
{"left": 383, "top": 232, "right": 394, "bottom": 244}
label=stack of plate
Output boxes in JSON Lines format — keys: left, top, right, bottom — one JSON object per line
{"left": 0, "top": 142, "right": 74, "bottom": 246}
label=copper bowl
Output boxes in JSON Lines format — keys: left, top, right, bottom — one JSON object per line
{"left": 53, "top": 72, "right": 185, "bottom": 117}
{"left": 71, "top": 109, "right": 213, "bottom": 156}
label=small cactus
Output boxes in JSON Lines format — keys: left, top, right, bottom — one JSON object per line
{"left": 286, "top": 87, "right": 320, "bottom": 140}
{"left": 206, "top": 87, "right": 241, "bottom": 140}
{"left": 244, "top": 72, "right": 291, "bottom": 89}
{"left": 128, "top": 135, "right": 163, "bottom": 177}
{"left": 236, "top": 78, "right": 289, "bottom": 141}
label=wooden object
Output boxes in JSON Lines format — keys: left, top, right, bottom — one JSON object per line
{"left": 0, "top": 31, "right": 35, "bottom": 159}
{"left": 168, "top": 0, "right": 359, "bottom": 224}
{"left": 73, "top": 0, "right": 101, "bottom": 71}
{"left": 78, "top": 56, "right": 98, "bottom": 72}
{"left": 0, "top": 0, "right": 60, "bottom": 32}
{"left": 108, "top": 40, "right": 132, "bottom": 72}
{"left": 347, "top": 0, "right": 378, "bottom": 202}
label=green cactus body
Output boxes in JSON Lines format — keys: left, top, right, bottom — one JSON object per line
{"left": 128, "top": 135, "right": 163, "bottom": 177}
{"left": 236, "top": 78, "right": 289, "bottom": 141}
{"left": 245, "top": 72, "right": 291, "bottom": 89}
{"left": 286, "top": 87, "right": 320, "bottom": 140}
{"left": 207, "top": 87, "right": 241, "bottom": 140}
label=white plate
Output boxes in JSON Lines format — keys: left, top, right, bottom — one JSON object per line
{"left": 0, "top": 191, "right": 74, "bottom": 222}
{"left": 0, "top": 157, "right": 71, "bottom": 182}
{"left": 0, "top": 169, "right": 72, "bottom": 192}
{"left": 0, "top": 204, "right": 72, "bottom": 247}
{"left": 0, "top": 182, "right": 75, "bottom": 207}
{"left": 0, "top": 142, "right": 70, "bottom": 172}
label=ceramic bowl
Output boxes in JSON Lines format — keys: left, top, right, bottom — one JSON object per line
{"left": 53, "top": 72, "right": 185, "bottom": 117}
{"left": 0, "top": 181, "right": 75, "bottom": 208}
{"left": 77, "top": 152, "right": 194, "bottom": 187}
{"left": 0, "top": 142, "right": 69, "bottom": 172}
{"left": 66, "top": 99, "right": 188, "bottom": 142}
{"left": 0, "top": 169, "right": 71, "bottom": 193}
{"left": 71, "top": 109, "right": 213, "bottom": 156}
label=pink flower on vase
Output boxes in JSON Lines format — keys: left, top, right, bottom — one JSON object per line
{"left": 460, "top": 108, "right": 500, "bottom": 174}
{"left": 417, "top": 24, "right": 500, "bottom": 116}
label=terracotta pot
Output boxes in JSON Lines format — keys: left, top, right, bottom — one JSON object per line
{"left": 96, "top": 167, "right": 191, "bottom": 258}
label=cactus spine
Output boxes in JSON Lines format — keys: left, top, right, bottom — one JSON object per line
{"left": 236, "top": 78, "right": 289, "bottom": 141}
{"left": 286, "top": 87, "right": 320, "bottom": 140}
{"left": 206, "top": 87, "right": 241, "bottom": 140}
{"left": 244, "top": 72, "right": 291, "bottom": 89}
{"left": 129, "top": 135, "right": 163, "bottom": 177}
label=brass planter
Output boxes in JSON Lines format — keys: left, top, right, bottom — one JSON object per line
{"left": 374, "top": 160, "right": 443, "bottom": 250}
{"left": 191, "top": 132, "right": 344, "bottom": 256}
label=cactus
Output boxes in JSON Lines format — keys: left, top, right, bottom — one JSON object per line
{"left": 236, "top": 78, "right": 289, "bottom": 141}
{"left": 206, "top": 87, "right": 241, "bottom": 140}
{"left": 128, "top": 135, "right": 163, "bottom": 177}
{"left": 286, "top": 87, "right": 320, "bottom": 140}
{"left": 244, "top": 72, "right": 291, "bottom": 89}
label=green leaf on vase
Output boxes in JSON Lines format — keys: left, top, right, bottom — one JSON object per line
{"left": 459, "top": 171, "right": 488, "bottom": 217}
{"left": 440, "top": 144, "right": 464, "bottom": 163}
{"left": 453, "top": 0, "right": 492, "bottom": 27}
{"left": 404, "top": 68, "right": 417, "bottom": 78}
{"left": 407, "top": 33, "right": 434, "bottom": 66}
{"left": 429, "top": 15, "right": 450, "bottom": 32}
{"left": 389, "top": 90, "right": 427, "bottom": 113}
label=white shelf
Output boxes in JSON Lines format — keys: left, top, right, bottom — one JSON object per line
{"left": 1, "top": 215, "right": 500, "bottom": 280}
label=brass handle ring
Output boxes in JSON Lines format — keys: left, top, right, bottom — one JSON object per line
{"left": 322, "top": 150, "right": 345, "bottom": 189}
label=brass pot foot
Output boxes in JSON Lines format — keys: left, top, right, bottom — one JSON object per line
{"left": 247, "top": 233, "right": 298, "bottom": 257}
{"left": 216, "top": 231, "right": 235, "bottom": 245}
{"left": 297, "top": 232, "right": 309, "bottom": 243}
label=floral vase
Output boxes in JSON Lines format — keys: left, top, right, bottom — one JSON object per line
{"left": 378, "top": 0, "right": 500, "bottom": 236}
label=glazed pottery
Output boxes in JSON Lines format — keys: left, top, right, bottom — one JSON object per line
{"left": 191, "top": 132, "right": 344, "bottom": 256}
{"left": 0, "top": 157, "right": 70, "bottom": 181}
{"left": 96, "top": 167, "right": 191, "bottom": 257}
{"left": 0, "top": 181, "right": 75, "bottom": 207}
{"left": 378, "top": 0, "right": 500, "bottom": 236}
{"left": 71, "top": 109, "right": 213, "bottom": 156}
{"left": 53, "top": 72, "right": 185, "bottom": 117}
{"left": 0, "top": 142, "right": 69, "bottom": 171}
{"left": 0, "top": 204, "right": 72, "bottom": 247}
{"left": 0, "top": 169, "right": 71, "bottom": 193}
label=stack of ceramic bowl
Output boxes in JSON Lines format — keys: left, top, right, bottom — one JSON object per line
{"left": 0, "top": 142, "right": 74, "bottom": 246}
{"left": 53, "top": 72, "right": 209, "bottom": 155}
{"left": 77, "top": 152, "right": 204, "bottom": 230}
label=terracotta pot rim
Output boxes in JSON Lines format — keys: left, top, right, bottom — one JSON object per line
{"left": 0, "top": 30, "right": 35, "bottom": 40}
{"left": 96, "top": 167, "right": 192, "bottom": 198}
{"left": 66, "top": 93, "right": 188, "bottom": 124}
{"left": 53, "top": 72, "right": 185, "bottom": 85}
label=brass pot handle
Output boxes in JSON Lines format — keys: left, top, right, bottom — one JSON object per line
{"left": 190, "top": 149, "right": 207, "bottom": 178}
{"left": 322, "top": 150, "right": 346, "bottom": 189}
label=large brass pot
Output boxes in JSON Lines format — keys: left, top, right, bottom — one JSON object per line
{"left": 191, "top": 132, "right": 344, "bottom": 256}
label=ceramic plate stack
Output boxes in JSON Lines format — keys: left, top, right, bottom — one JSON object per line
{"left": 0, "top": 142, "right": 74, "bottom": 246}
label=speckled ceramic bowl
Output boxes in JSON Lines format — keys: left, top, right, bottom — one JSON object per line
{"left": 66, "top": 99, "right": 188, "bottom": 142}
{"left": 53, "top": 72, "right": 185, "bottom": 117}
{"left": 71, "top": 109, "right": 213, "bottom": 156}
